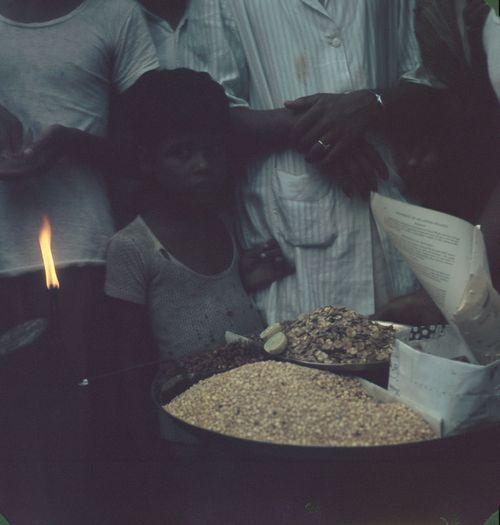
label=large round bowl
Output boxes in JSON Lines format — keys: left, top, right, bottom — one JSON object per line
{"left": 152, "top": 370, "right": 500, "bottom": 463}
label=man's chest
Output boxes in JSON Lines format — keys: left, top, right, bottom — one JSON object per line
{"left": 218, "top": 0, "right": 400, "bottom": 96}
{"left": 0, "top": 21, "right": 112, "bottom": 108}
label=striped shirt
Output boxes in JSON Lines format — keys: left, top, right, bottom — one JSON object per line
{"left": 142, "top": 2, "right": 195, "bottom": 69}
{"left": 185, "top": 0, "right": 422, "bottom": 323}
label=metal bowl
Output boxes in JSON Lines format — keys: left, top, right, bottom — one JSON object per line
{"left": 275, "top": 320, "right": 411, "bottom": 375}
{"left": 153, "top": 370, "right": 500, "bottom": 461}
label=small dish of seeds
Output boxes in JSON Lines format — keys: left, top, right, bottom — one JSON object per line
{"left": 260, "top": 306, "right": 400, "bottom": 372}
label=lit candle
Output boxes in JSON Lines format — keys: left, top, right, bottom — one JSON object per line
{"left": 38, "top": 215, "right": 60, "bottom": 333}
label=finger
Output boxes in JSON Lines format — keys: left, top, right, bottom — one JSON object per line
{"left": 260, "top": 245, "right": 282, "bottom": 256}
{"left": 304, "top": 137, "right": 335, "bottom": 163}
{"left": 22, "top": 128, "right": 34, "bottom": 154}
{"left": 0, "top": 129, "right": 8, "bottom": 154}
{"left": 246, "top": 239, "right": 278, "bottom": 256}
{"left": 318, "top": 135, "right": 354, "bottom": 166}
{"left": 328, "top": 161, "right": 355, "bottom": 199}
{"left": 25, "top": 126, "right": 59, "bottom": 156}
{"left": 407, "top": 142, "right": 427, "bottom": 167}
{"left": 341, "top": 155, "right": 371, "bottom": 200}
{"left": 262, "top": 239, "right": 279, "bottom": 250}
{"left": 240, "top": 247, "right": 263, "bottom": 262}
{"left": 9, "top": 119, "right": 24, "bottom": 153}
{"left": 358, "top": 142, "right": 389, "bottom": 181}
{"left": 284, "top": 94, "right": 321, "bottom": 111}
{"left": 290, "top": 103, "right": 324, "bottom": 146}
{"left": 421, "top": 149, "right": 439, "bottom": 168}
{"left": 408, "top": 134, "right": 440, "bottom": 167}
{"left": 300, "top": 120, "right": 334, "bottom": 158}
{"left": 355, "top": 152, "right": 379, "bottom": 194}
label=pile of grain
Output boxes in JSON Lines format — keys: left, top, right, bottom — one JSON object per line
{"left": 284, "top": 306, "right": 394, "bottom": 365}
{"left": 165, "top": 361, "right": 437, "bottom": 447}
{"left": 157, "top": 342, "right": 267, "bottom": 405}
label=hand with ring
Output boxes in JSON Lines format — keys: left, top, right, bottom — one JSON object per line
{"left": 284, "top": 90, "right": 385, "bottom": 164}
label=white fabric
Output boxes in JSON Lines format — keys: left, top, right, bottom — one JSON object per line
{"left": 483, "top": 8, "right": 500, "bottom": 103}
{"left": 390, "top": 334, "right": 500, "bottom": 437}
{"left": 184, "top": 0, "right": 421, "bottom": 322}
{"left": 143, "top": 4, "right": 190, "bottom": 69}
{"left": 105, "top": 216, "right": 264, "bottom": 361}
{"left": 0, "top": 0, "right": 159, "bottom": 276}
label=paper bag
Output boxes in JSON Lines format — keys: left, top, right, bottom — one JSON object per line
{"left": 389, "top": 334, "right": 500, "bottom": 436}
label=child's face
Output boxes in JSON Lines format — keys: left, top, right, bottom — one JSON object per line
{"left": 148, "top": 130, "right": 229, "bottom": 207}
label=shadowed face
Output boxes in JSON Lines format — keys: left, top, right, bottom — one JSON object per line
{"left": 146, "top": 130, "right": 229, "bottom": 207}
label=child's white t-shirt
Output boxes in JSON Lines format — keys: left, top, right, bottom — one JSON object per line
{"left": 105, "top": 216, "right": 264, "bottom": 362}
{"left": 0, "top": 0, "right": 159, "bottom": 276}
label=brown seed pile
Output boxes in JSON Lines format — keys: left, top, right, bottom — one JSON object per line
{"left": 165, "top": 361, "right": 436, "bottom": 447}
{"left": 284, "top": 306, "right": 394, "bottom": 365}
{"left": 158, "top": 343, "right": 268, "bottom": 404}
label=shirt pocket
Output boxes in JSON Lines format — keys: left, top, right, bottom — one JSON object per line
{"left": 271, "top": 169, "right": 337, "bottom": 247}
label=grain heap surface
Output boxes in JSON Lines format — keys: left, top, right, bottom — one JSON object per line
{"left": 284, "top": 305, "right": 394, "bottom": 365}
{"left": 158, "top": 342, "right": 267, "bottom": 405}
{"left": 165, "top": 361, "right": 437, "bottom": 447}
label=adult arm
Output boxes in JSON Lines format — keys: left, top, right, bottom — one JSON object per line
{"left": 480, "top": 182, "right": 500, "bottom": 291}
{"left": 0, "top": 124, "right": 132, "bottom": 179}
{"left": 230, "top": 107, "right": 296, "bottom": 161}
{"left": 373, "top": 288, "right": 446, "bottom": 326}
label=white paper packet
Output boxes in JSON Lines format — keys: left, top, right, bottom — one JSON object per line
{"left": 389, "top": 332, "right": 500, "bottom": 436}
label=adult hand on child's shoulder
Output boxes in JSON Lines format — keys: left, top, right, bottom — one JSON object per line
{"left": 0, "top": 104, "right": 23, "bottom": 156}
{"left": 373, "top": 289, "right": 446, "bottom": 327}
{"left": 0, "top": 124, "right": 71, "bottom": 180}
{"left": 239, "top": 239, "right": 295, "bottom": 293}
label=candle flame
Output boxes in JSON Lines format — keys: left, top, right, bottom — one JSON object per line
{"left": 39, "top": 215, "right": 59, "bottom": 289}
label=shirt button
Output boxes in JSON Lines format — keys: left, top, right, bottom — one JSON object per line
{"left": 273, "top": 208, "right": 279, "bottom": 215}
{"left": 330, "top": 37, "right": 342, "bottom": 48}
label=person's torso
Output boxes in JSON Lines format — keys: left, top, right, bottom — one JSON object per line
{"left": 483, "top": 8, "right": 500, "bottom": 102}
{"left": 143, "top": 2, "right": 197, "bottom": 69}
{"left": 132, "top": 216, "right": 264, "bottom": 360}
{"left": 0, "top": 0, "right": 143, "bottom": 273}
{"left": 200, "top": 0, "right": 415, "bottom": 107}
{"left": 0, "top": 0, "right": 134, "bottom": 140}
{"left": 192, "top": 0, "right": 420, "bottom": 319}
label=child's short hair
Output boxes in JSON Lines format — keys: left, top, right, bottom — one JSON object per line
{"left": 124, "top": 68, "right": 231, "bottom": 149}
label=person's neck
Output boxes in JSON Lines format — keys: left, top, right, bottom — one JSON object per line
{"left": 0, "top": 0, "right": 85, "bottom": 23}
{"left": 140, "top": 0, "right": 187, "bottom": 29}
{"left": 148, "top": 196, "right": 214, "bottom": 225}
